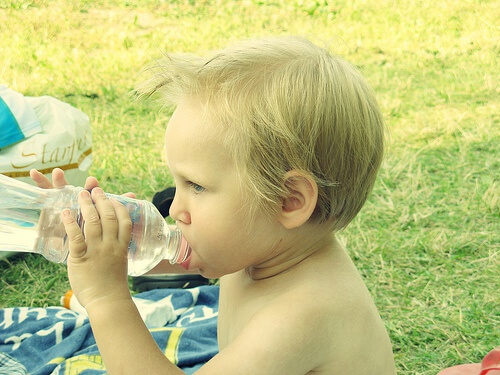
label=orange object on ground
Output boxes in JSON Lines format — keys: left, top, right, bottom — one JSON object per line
{"left": 438, "top": 347, "right": 500, "bottom": 375}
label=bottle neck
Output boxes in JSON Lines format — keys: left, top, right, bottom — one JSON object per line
{"left": 164, "top": 226, "right": 191, "bottom": 264}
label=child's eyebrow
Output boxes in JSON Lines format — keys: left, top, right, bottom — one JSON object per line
{"left": 168, "top": 163, "right": 209, "bottom": 185}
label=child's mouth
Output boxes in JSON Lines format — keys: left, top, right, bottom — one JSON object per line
{"left": 177, "top": 236, "right": 192, "bottom": 269}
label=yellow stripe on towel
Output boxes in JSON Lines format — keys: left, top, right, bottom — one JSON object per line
{"left": 150, "top": 327, "right": 185, "bottom": 364}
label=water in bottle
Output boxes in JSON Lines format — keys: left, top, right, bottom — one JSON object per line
{"left": 0, "top": 173, "right": 191, "bottom": 276}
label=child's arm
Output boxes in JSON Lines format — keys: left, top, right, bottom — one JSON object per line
{"left": 61, "top": 187, "right": 329, "bottom": 374}
{"left": 85, "top": 297, "right": 183, "bottom": 374}
{"left": 61, "top": 187, "right": 181, "bottom": 373}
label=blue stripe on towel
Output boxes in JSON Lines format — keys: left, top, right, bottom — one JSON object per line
{"left": 0, "top": 97, "right": 24, "bottom": 149}
{"left": 0, "top": 285, "right": 219, "bottom": 375}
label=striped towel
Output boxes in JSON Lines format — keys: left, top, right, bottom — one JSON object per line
{"left": 0, "top": 285, "right": 219, "bottom": 375}
{"left": 0, "top": 85, "right": 42, "bottom": 149}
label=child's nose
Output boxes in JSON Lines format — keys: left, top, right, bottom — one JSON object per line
{"left": 169, "top": 194, "right": 191, "bottom": 225}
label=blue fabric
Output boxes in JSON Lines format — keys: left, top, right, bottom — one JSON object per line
{"left": 0, "top": 286, "right": 219, "bottom": 374}
{"left": 0, "top": 97, "right": 24, "bottom": 149}
{"left": 0, "top": 85, "right": 42, "bottom": 149}
{"left": 0, "top": 353, "right": 28, "bottom": 375}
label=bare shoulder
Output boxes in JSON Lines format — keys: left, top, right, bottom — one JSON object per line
{"left": 292, "top": 244, "right": 396, "bottom": 374}
{"left": 294, "top": 267, "right": 396, "bottom": 374}
{"left": 215, "top": 244, "right": 396, "bottom": 374}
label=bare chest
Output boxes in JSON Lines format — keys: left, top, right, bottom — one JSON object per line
{"left": 217, "top": 273, "right": 280, "bottom": 349}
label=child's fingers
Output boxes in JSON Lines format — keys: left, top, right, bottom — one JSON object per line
{"left": 30, "top": 168, "right": 69, "bottom": 189}
{"left": 78, "top": 189, "right": 102, "bottom": 241}
{"left": 84, "top": 176, "right": 100, "bottom": 191}
{"left": 91, "top": 188, "right": 119, "bottom": 241}
{"left": 51, "top": 168, "right": 69, "bottom": 188}
{"left": 61, "top": 209, "right": 87, "bottom": 258}
{"left": 91, "top": 188, "right": 132, "bottom": 246}
{"left": 110, "top": 199, "right": 133, "bottom": 245}
{"left": 30, "top": 169, "right": 54, "bottom": 189}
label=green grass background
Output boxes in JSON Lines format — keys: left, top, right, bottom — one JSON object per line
{"left": 0, "top": 0, "right": 498, "bottom": 374}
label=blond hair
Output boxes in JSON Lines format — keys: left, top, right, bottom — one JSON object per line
{"left": 138, "top": 36, "right": 384, "bottom": 232}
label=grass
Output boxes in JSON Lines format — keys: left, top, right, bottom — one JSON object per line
{"left": 0, "top": 0, "right": 499, "bottom": 373}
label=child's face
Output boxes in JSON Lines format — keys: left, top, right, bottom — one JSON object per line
{"left": 164, "top": 98, "right": 283, "bottom": 279}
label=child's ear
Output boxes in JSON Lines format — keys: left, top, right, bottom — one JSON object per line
{"left": 278, "top": 170, "right": 318, "bottom": 229}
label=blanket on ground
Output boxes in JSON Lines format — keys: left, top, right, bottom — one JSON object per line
{"left": 0, "top": 285, "right": 219, "bottom": 374}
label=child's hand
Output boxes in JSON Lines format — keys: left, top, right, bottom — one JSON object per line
{"left": 30, "top": 168, "right": 100, "bottom": 191}
{"left": 30, "top": 168, "right": 136, "bottom": 199}
{"left": 61, "top": 188, "right": 133, "bottom": 309}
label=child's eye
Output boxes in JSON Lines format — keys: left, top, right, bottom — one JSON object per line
{"left": 187, "top": 181, "right": 205, "bottom": 194}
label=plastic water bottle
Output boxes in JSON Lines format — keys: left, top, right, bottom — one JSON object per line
{"left": 0, "top": 173, "right": 191, "bottom": 276}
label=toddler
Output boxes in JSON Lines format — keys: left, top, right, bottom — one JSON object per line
{"left": 33, "top": 36, "right": 396, "bottom": 374}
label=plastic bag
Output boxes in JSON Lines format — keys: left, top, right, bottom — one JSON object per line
{"left": 0, "top": 86, "right": 92, "bottom": 186}
{"left": 0, "top": 85, "right": 42, "bottom": 148}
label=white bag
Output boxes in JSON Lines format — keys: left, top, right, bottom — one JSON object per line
{"left": 0, "top": 87, "right": 92, "bottom": 186}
